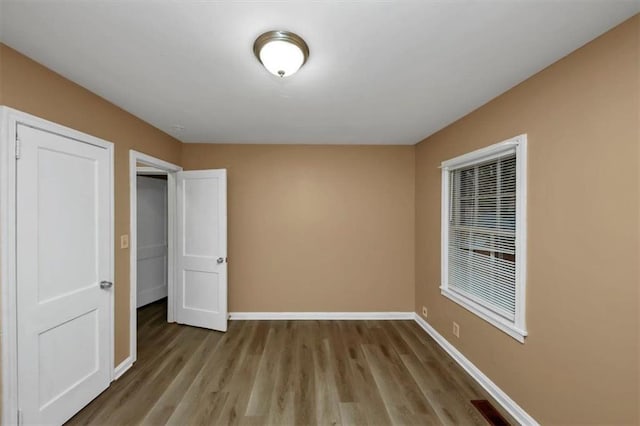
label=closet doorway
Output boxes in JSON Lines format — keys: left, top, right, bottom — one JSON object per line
{"left": 126, "top": 150, "right": 228, "bottom": 376}
{"left": 127, "top": 151, "right": 181, "bottom": 372}
{"left": 136, "top": 168, "right": 169, "bottom": 309}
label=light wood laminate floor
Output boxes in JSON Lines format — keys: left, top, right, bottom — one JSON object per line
{"left": 67, "top": 299, "right": 514, "bottom": 425}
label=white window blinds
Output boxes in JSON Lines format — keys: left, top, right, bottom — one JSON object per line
{"left": 440, "top": 135, "right": 527, "bottom": 342}
{"left": 448, "top": 153, "right": 517, "bottom": 320}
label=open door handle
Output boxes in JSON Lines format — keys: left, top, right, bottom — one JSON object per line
{"left": 216, "top": 257, "right": 224, "bottom": 264}
{"left": 100, "top": 280, "right": 113, "bottom": 290}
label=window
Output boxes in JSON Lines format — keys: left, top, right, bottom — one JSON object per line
{"left": 441, "top": 135, "right": 527, "bottom": 342}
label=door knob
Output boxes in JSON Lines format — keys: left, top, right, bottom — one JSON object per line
{"left": 100, "top": 280, "right": 113, "bottom": 290}
{"left": 216, "top": 257, "right": 224, "bottom": 264}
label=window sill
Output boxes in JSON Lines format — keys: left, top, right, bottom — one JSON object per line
{"left": 440, "top": 287, "right": 527, "bottom": 343}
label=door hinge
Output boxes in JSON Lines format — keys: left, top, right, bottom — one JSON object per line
{"left": 15, "top": 136, "right": 21, "bottom": 160}
{"left": 17, "top": 409, "right": 23, "bottom": 426}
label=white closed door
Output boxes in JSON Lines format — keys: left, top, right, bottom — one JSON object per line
{"left": 137, "top": 175, "right": 168, "bottom": 307}
{"left": 16, "top": 124, "right": 112, "bottom": 425}
{"left": 176, "top": 170, "right": 228, "bottom": 331}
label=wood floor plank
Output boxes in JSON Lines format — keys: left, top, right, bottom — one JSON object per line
{"left": 347, "top": 353, "right": 393, "bottom": 426}
{"left": 213, "top": 323, "right": 263, "bottom": 425}
{"left": 213, "top": 354, "right": 261, "bottom": 426}
{"left": 293, "top": 322, "right": 317, "bottom": 425}
{"left": 108, "top": 327, "right": 208, "bottom": 425}
{"left": 362, "top": 344, "right": 440, "bottom": 425}
{"left": 165, "top": 322, "right": 250, "bottom": 424}
{"left": 312, "top": 329, "right": 343, "bottom": 426}
{"left": 371, "top": 322, "right": 440, "bottom": 420}
{"left": 67, "top": 300, "right": 517, "bottom": 425}
{"left": 338, "top": 402, "right": 367, "bottom": 426}
{"left": 140, "top": 331, "right": 222, "bottom": 425}
{"left": 245, "top": 323, "right": 288, "bottom": 417}
{"left": 327, "top": 322, "right": 356, "bottom": 403}
{"left": 338, "top": 321, "right": 392, "bottom": 426}
{"left": 265, "top": 323, "right": 298, "bottom": 425}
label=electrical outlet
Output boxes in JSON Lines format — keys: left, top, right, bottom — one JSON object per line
{"left": 422, "top": 306, "right": 428, "bottom": 318}
{"left": 120, "top": 234, "right": 129, "bottom": 249}
{"left": 453, "top": 322, "right": 460, "bottom": 338}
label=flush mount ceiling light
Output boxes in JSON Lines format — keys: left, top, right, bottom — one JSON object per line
{"left": 253, "top": 30, "right": 309, "bottom": 78}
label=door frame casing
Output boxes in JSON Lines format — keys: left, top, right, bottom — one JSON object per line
{"left": 0, "top": 106, "right": 115, "bottom": 425}
{"left": 126, "top": 150, "right": 181, "bottom": 375}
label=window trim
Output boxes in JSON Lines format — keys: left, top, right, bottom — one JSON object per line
{"left": 440, "top": 134, "right": 528, "bottom": 343}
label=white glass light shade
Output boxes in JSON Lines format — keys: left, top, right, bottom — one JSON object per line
{"left": 253, "top": 31, "right": 309, "bottom": 78}
{"left": 259, "top": 40, "right": 305, "bottom": 77}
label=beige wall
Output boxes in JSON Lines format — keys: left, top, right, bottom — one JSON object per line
{"left": 182, "top": 144, "right": 415, "bottom": 312}
{"left": 0, "top": 44, "right": 183, "bottom": 364}
{"left": 415, "top": 15, "right": 639, "bottom": 425}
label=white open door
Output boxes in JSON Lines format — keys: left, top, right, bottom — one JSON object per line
{"left": 16, "top": 123, "right": 112, "bottom": 425}
{"left": 176, "top": 169, "right": 228, "bottom": 332}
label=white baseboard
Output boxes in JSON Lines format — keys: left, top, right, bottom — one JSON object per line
{"left": 229, "top": 311, "right": 415, "bottom": 320}
{"left": 113, "top": 356, "right": 134, "bottom": 381}
{"left": 413, "top": 314, "right": 538, "bottom": 426}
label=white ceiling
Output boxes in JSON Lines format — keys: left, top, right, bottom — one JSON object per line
{"left": 1, "top": 1, "right": 638, "bottom": 145}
